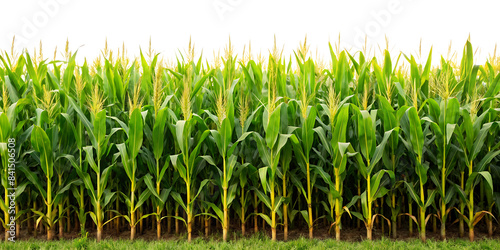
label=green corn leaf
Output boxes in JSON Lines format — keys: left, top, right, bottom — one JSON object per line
{"left": 152, "top": 108, "right": 168, "bottom": 160}
{"left": 133, "top": 190, "right": 152, "bottom": 212}
{"left": 404, "top": 181, "right": 424, "bottom": 208}
{"left": 31, "top": 126, "right": 53, "bottom": 179}
{"left": 407, "top": 107, "right": 424, "bottom": 158}
{"left": 265, "top": 104, "right": 281, "bottom": 149}
{"left": 128, "top": 109, "right": 143, "bottom": 160}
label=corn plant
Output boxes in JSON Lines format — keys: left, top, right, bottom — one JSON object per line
{"left": 1, "top": 50, "right": 33, "bottom": 239}
{"left": 289, "top": 58, "right": 320, "bottom": 239}
{"left": 22, "top": 125, "right": 72, "bottom": 240}
{"left": 22, "top": 81, "right": 80, "bottom": 240}
{"left": 0, "top": 90, "right": 30, "bottom": 241}
{"left": 64, "top": 70, "right": 88, "bottom": 236}
{"left": 142, "top": 107, "right": 172, "bottom": 240}
{"left": 253, "top": 102, "right": 289, "bottom": 241}
{"left": 233, "top": 91, "right": 260, "bottom": 237}
{"left": 454, "top": 108, "right": 500, "bottom": 241}
{"left": 202, "top": 63, "right": 253, "bottom": 241}
{"left": 252, "top": 56, "right": 293, "bottom": 241}
{"left": 423, "top": 92, "right": 460, "bottom": 240}
{"left": 68, "top": 83, "right": 122, "bottom": 240}
{"left": 400, "top": 47, "right": 433, "bottom": 237}
{"left": 116, "top": 108, "right": 152, "bottom": 240}
{"left": 0, "top": 113, "right": 12, "bottom": 241}
{"left": 314, "top": 101, "right": 352, "bottom": 240}
{"left": 168, "top": 67, "right": 211, "bottom": 241}
{"left": 169, "top": 116, "right": 210, "bottom": 242}
{"left": 400, "top": 106, "right": 436, "bottom": 242}
{"left": 139, "top": 64, "right": 175, "bottom": 239}
{"left": 350, "top": 105, "right": 395, "bottom": 240}
{"left": 373, "top": 49, "right": 406, "bottom": 239}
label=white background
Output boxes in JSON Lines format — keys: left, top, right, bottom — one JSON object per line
{"left": 1, "top": 0, "right": 500, "bottom": 65}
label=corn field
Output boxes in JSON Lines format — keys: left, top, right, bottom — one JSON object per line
{"left": 1, "top": 38, "right": 500, "bottom": 243}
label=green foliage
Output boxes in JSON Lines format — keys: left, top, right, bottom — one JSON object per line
{"left": 1, "top": 40, "right": 500, "bottom": 243}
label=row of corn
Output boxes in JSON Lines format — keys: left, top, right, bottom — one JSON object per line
{"left": 1, "top": 38, "right": 500, "bottom": 242}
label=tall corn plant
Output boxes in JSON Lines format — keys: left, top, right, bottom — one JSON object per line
{"left": 22, "top": 85, "right": 77, "bottom": 240}
{"left": 236, "top": 57, "right": 265, "bottom": 236}
{"left": 1, "top": 50, "right": 33, "bottom": 241}
{"left": 400, "top": 106, "right": 435, "bottom": 242}
{"left": 400, "top": 47, "right": 433, "bottom": 236}
{"left": 479, "top": 62, "right": 500, "bottom": 236}
{"left": 289, "top": 57, "right": 320, "bottom": 239}
{"left": 344, "top": 48, "right": 373, "bottom": 229}
{"left": 168, "top": 62, "right": 212, "bottom": 242}
{"left": 142, "top": 106, "right": 172, "bottom": 239}
{"left": 117, "top": 107, "right": 151, "bottom": 240}
{"left": 234, "top": 80, "right": 260, "bottom": 237}
{"left": 64, "top": 68, "right": 88, "bottom": 236}
{"left": 48, "top": 52, "right": 81, "bottom": 238}
{"left": 424, "top": 60, "right": 460, "bottom": 239}
{"left": 23, "top": 124, "right": 75, "bottom": 240}
{"left": 0, "top": 111, "right": 13, "bottom": 242}
{"left": 454, "top": 106, "right": 500, "bottom": 241}
{"left": 0, "top": 88, "right": 30, "bottom": 241}
{"left": 254, "top": 104, "right": 292, "bottom": 241}
{"left": 53, "top": 113, "right": 78, "bottom": 239}
{"left": 68, "top": 84, "right": 121, "bottom": 241}
{"left": 451, "top": 40, "right": 500, "bottom": 241}
{"left": 141, "top": 65, "right": 175, "bottom": 240}
{"left": 350, "top": 105, "right": 395, "bottom": 240}
{"left": 314, "top": 100, "right": 352, "bottom": 240}
{"left": 373, "top": 49, "right": 405, "bottom": 239}
{"left": 276, "top": 98, "right": 294, "bottom": 241}
{"left": 169, "top": 111, "right": 210, "bottom": 242}
{"left": 26, "top": 126, "right": 56, "bottom": 240}
{"left": 377, "top": 95, "right": 404, "bottom": 239}
{"left": 48, "top": 48, "right": 92, "bottom": 239}
{"left": 202, "top": 49, "right": 252, "bottom": 240}
{"left": 253, "top": 56, "right": 292, "bottom": 241}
